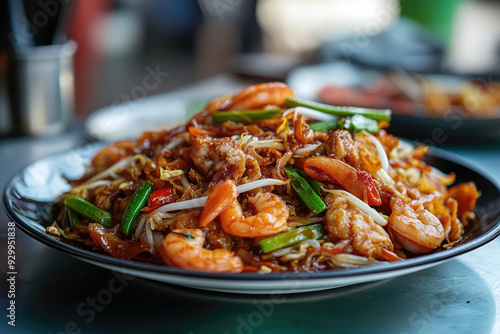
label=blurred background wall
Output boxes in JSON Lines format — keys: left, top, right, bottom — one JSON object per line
{"left": 13, "top": 0, "right": 499, "bottom": 118}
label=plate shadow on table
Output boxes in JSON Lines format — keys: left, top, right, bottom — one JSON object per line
{"left": 7, "top": 246, "right": 495, "bottom": 334}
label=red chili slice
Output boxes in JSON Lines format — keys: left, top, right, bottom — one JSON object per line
{"left": 141, "top": 187, "right": 174, "bottom": 212}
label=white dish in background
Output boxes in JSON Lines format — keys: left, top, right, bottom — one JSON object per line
{"left": 84, "top": 74, "right": 249, "bottom": 141}
{"left": 85, "top": 96, "right": 189, "bottom": 141}
{"left": 286, "top": 62, "right": 379, "bottom": 100}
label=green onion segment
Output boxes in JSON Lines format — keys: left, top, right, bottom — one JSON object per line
{"left": 120, "top": 180, "right": 154, "bottom": 236}
{"left": 212, "top": 109, "right": 283, "bottom": 123}
{"left": 64, "top": 195, "right": 112, "bottom": 227}
{"left": 257, "top": 223, "right": 326, "bottom": 253}
{"left": 285, "top": 97, "right": 391, "bottom": 122}
{"left": 285, "top": 166, "right": 327, "bottom": 215}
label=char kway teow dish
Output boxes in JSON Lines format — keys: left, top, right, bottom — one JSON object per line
{"left": 48, "top": 82, "right": 479, "bottom": 273}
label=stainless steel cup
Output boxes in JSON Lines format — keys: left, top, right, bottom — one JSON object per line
{"left": 0, "top": 41, "right": 77, "bottom": 137}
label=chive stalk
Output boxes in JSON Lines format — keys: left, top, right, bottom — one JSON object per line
{"left": 285, "top": 97, "right": 391, "bottom": 122}
{"left": 69, "top": 210, "right": 80, "bottom": 230}
{"left": 341, "top": 115, "right": 380, "bottom": 133}
{"left": 120, "top": 180, "right": 154, "bottom": 236}
{"left": 64, "top": 195, "right": 112, "bottom": 227}
{"left": 212, "top": 109, "right": 283, "bottom": 123}
{"left": 296, "top": 168, "right": 323, "bottom": 196}
{"left": 308, "top": 120, "right": 339, "bottom": 132}
{"left": 257, "top": 223, "right": 326, "bottom": 253}
{"left": 180, "top": 232, "right": 195, "bottom": 240}
{"left": 285, "top": 166, "right": 327, "bottom": 215}
{"left": 61, "top": 207, "right": 69, "bottom": 229}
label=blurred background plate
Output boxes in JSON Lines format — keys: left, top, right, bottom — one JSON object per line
{"left": 84, "top": 95, "right": 188, "bottom": 141}
{"left": 287, "top": 62, "right": 500, "bottom": 142}
{"left": 83, "top": 74, "right": 248, "bottom": 141}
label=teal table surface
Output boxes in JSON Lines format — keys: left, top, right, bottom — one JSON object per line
{"left": 1, "top": 77, "right": 500, "bottom": 334}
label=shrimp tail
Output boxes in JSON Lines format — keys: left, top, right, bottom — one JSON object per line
{"left": 199, "top": 180, "right": 238, "bottom": 227}
{"left": 304, "top": 156, "right": 381, "bottom": 206}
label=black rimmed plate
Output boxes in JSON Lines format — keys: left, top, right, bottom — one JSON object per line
{"left": 3, "top": 143, "right": 500, "bottom": 294}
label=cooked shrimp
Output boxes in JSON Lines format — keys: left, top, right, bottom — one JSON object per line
{"left": 388, "top": 197, "right": 445, "bottom": 253}
{"left": 199, "top": 180, "right": 289, "bottom": 237}
{"left": 205, "top": 94, "right": 232, "bottom": 112}
{"left": 190, "top": 138, "right": 246, "bottom": 186}
{"left": 325, "top": 194, "right": 393, "bottom": 259}
{"left": 186, "top": 94, "right": 232, "bottom": 124}
{"left": 218, "top": 82, "right": 294, "bottom": 111}
{"left": 91, "top": 140, "right": 136, "bottom": 173}
{"left": 303, "top": 156, "right": 381, "bottom": 206}
{"left": 220, "top": 192, "right": 289, "bottom": 238}
{"left": 199, "top": 180, "right": 238, "bottom": 228}
{"left": 161, "top": 228, "right": 243, "bottom": 273}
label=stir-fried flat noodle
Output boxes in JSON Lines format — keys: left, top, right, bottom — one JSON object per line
{"left": 49, "top": 82, "right": 479, "bottom": 273}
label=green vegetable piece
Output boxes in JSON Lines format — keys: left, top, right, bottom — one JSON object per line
{"left": 285, "top": 97, "right": 391, "bottom": 122}
{"left": 342, "top": 115, "right": 380, "bottom": 133}
{"left": 69, "top": 210, "right": 80, "bottom": 230}
{"left": 61, "top": 208, "right": 69, "bottom": 229}
{"left": 120, "top": 180, "right": 154, "bottom": 236}
{"left": 180, "top": 232, "right": 195, "bottom": 240}
{"left": 257, "top": 223, "right": 326, "bottom": 253}
{"left": 285, "top": 166, "right": 327, "bottom": 215}
{"left": 308, "top": 120, "right": 339, "bottom": 132}
{"left": 212, "top": 109, "right": 283, "bottom": 123}
{"left": 296, "top": 168, "right": 322, "bottom": 196}
{"left": 64, "top": 195, "right": 112, "bottom": 227}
